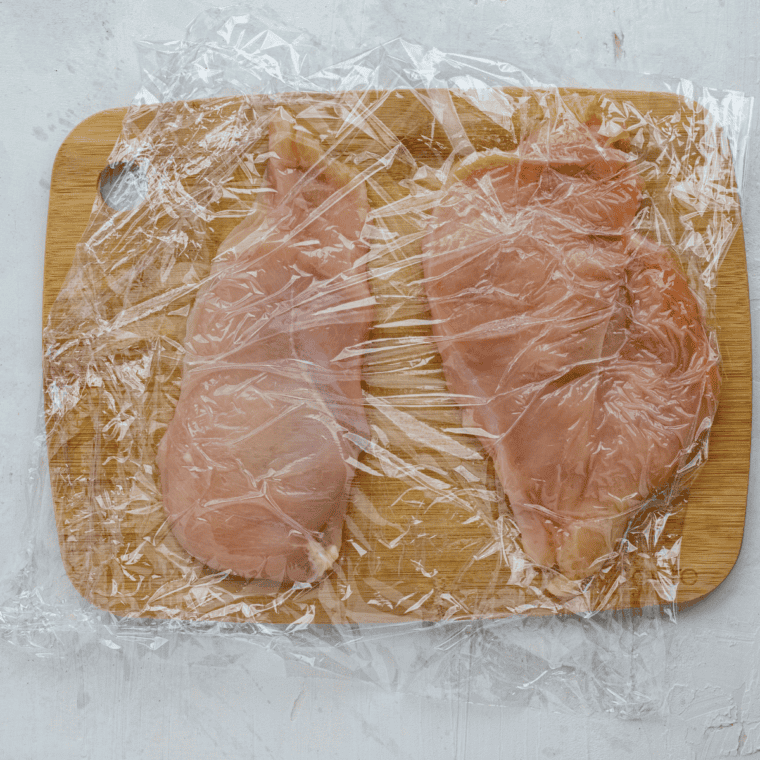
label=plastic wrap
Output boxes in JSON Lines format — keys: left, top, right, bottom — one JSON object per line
{"left": 7, "top": 8, "right": 753, "bottom": 714}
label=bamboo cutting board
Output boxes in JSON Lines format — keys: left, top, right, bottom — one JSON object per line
{"left": 43, "top": 90, "right": 751, "bottom": 622}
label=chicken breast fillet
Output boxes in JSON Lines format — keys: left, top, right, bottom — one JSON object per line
{"left": 422, "top": 125, "right": 720, "bottom": 580}
{"left": 157, "top": 111, "right": 373, "bottom": 583}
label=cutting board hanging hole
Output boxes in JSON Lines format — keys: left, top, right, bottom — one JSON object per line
{"left": 98, "top": 161, "right": 147, "bottom": 212}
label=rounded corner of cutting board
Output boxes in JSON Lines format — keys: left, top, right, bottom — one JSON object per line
{"left": 53, "top": 108, "right": 129, "bottom": 167}
{"left": 677, "top": 527, "right": 746, "bottom": 609}
{"left": 58, "top": 547, "right": 163, "bottom": 622}
{"left": 44, "top": 106, "right": 135, "bottom": 327}
{"left": 57, "top": 551, "right": 116, "bottom": 618}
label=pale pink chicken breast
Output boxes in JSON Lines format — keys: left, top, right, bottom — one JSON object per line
{"left": 157, "top": 111, "right": 373, "bottom": 583}
{"left": 422, "top": 126, "right": 720, "bottom": 580}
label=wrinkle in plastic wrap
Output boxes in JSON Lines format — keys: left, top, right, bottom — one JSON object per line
{"left": 9, "top": 9, "right": 753, "bottom": 714}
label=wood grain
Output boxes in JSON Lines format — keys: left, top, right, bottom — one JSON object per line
{"left": 43, "top": 90, "right": 751, "bottom": 622}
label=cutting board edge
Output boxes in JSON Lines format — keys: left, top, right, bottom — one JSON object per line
{"left": 677, "top": 483, "right": 749, "bottom": 607}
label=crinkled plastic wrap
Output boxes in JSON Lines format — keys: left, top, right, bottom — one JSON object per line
{"left": 10, "top": 9, "right": 754, "bottom": 713}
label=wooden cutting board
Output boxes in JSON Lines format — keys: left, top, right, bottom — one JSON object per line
{"left": 43, "top": 90, "right": 751, "bottom": 622}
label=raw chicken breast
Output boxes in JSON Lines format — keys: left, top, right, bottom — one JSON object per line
{"left": 157, "top": 111, "right": 373, "bottom": 583}
{"left": 422, "top": 124, "right": 720, "bottom": 580}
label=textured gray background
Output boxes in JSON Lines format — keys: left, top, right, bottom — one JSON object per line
{"left": 2, "top": 1, "right": 759, "bottom": 757}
